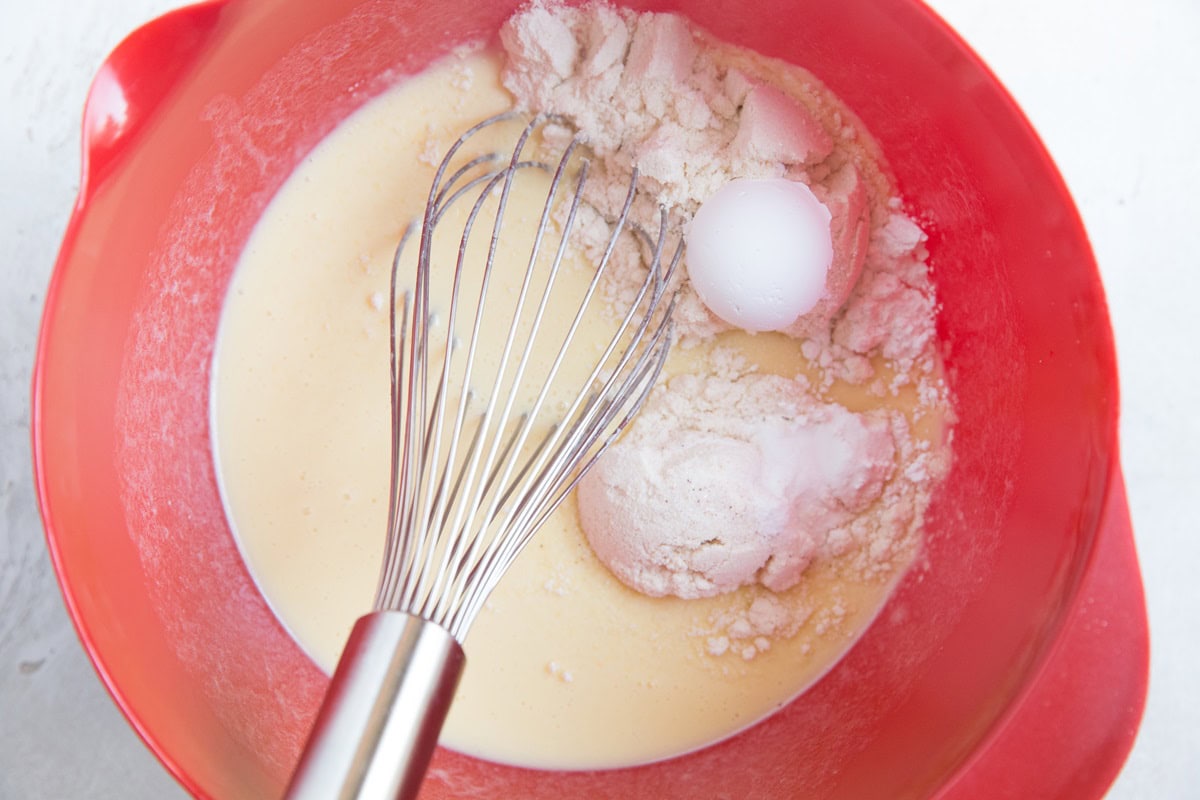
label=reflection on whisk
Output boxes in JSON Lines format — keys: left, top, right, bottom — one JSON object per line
{"left": 286, "top": 113, "right": 681, "bottom": 800}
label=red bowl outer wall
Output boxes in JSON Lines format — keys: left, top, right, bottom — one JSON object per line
{"left": 31, "top": 0, "right": 1146, "bottom": 798}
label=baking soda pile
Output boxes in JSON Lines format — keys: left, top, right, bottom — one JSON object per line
{"left": 499, "top": 0, "right": 952, "bottom": 659}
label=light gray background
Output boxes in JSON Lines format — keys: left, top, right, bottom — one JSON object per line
{"left": 2, "top": 0, "right": 1196, "bottom": 797}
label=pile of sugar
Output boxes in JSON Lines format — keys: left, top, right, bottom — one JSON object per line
{"left": 500, "top": 1, "right": 952, "bottom": 660}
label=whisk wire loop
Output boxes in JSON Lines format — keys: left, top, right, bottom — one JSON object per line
{"left": 428, "top": 149, "right": 590, "bottom": 623}
{"left": 407, "top": 167, "right": 513, "bottom": 615}
{"left": 415, "top": 123, "right": 554, "bottom": 616}
{"left": 398, "top": 116, "right": 550, "bottom": 614}
{"left": 454, "top": 224, "right": 682, "bottom": 631}
{"left": 447, "top": 179, "right": 666, "bottom": 632}
{"left": 375, "top": 114, "right": 680, "bottom": 640}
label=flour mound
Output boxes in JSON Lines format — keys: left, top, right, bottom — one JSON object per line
{"left": 500, "top": 0, "right": 869, "bottom": 339}
{"left": 577, "top": 373, "right": 896, "bottom": 599}
{"left": 502, "top": 1, "right": 952, "bottom": 625}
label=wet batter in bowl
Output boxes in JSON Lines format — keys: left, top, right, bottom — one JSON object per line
{"left": 212, "top": 2, "right": 951, "bottom": 770}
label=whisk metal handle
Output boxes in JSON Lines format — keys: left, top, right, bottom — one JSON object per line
{"left": 285, "top": 611, "right": 465, "bottom": 800}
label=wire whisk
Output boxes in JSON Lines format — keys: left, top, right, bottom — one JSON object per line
{"left": 286, "top": 113, "right": 680, "bottom": 800}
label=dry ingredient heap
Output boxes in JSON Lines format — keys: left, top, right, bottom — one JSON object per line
{"left": 500, "top": 1, "right": 951, "bottom": 602}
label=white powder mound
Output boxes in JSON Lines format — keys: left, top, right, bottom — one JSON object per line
{"left": 501, "top": 1, "right": 952, "bottom": 635}
{"left": 500, "top": 5, "right": 833, "bottom": 208}
{"left": 577, "top": 372, "right": 896, "bottom": 599}
{"left": 499, "top": 1, "right": 873, "bottom": 340}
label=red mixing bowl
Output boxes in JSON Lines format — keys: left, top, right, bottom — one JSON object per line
{"left": 32, "top": 0, "right": 1148, "bottom": 797}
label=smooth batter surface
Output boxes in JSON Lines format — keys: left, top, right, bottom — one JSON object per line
{"left": 212, "top": 52, "right": 943, "bottom": 769}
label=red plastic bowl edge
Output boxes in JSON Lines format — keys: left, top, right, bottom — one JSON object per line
{"left": 30, "top": 2, "right": 1149, "bottom": 798}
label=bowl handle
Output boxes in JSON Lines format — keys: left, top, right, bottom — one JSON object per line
{"left": 937, "top": 462, "right": 1149, "bottom": 799}
{"left": 80, "top": 1, "right": 228, "bottom": 198}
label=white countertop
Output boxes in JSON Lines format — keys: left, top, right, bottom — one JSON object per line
{"left": 2, "top": 0, "right": 1196, "bottom": 797}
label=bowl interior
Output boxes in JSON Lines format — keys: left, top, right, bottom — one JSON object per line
{"left": 34, "top": 0, "right": 1117, "bottom": 797}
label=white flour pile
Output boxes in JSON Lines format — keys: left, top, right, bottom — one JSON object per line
{"left": 499, "top": 1, "right": 952, "bottom": 658}
{"left": 577, "top": 365, "right": 898, "bottom": 600}
{"left": 500, "top": 0, "right": 886, "bottom": 342}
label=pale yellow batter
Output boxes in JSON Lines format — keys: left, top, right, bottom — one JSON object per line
{"left": 212, "top": 52, "right": 944, "bottom": 769}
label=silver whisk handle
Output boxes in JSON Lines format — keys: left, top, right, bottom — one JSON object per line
{"left": 285, "top": 611, "right": 465, "bottom": 800}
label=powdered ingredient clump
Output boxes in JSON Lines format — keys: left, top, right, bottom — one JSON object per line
{"left": 577, "top": 370, "right": 897, "bottom": 599}
{"left": 500, "top": 1, "right": 952, "bottom": 651}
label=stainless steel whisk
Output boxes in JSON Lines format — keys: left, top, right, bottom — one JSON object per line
{"left": 285, "top": 113, "right": 680, "bottom": 799}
